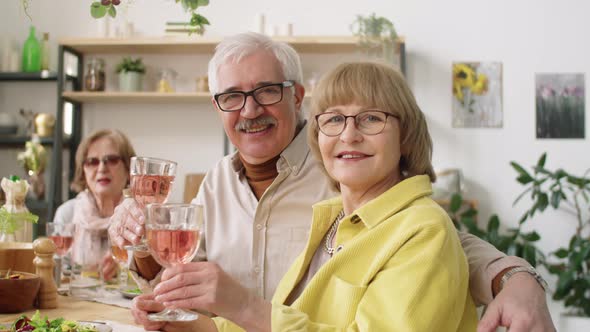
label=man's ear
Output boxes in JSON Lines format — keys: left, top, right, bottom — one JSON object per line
{"left": 293, "top": 83, "right": 305, "bottom": 110}
{"left": 211, "top": 97, "right": 221, "bottom": 113}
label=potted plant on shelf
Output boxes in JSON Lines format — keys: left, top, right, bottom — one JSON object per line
{"left": 451, "top": 153, "right": 590, "bottom": 331}
{"left": 350, "top": 13, "right": 399, "bottom": 62}
{"left": 116, "top": 57, "right": 145, "bottom": 92}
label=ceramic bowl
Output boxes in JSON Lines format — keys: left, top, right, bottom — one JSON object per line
{"left": 0, "top": 270, "right": 40, "bottom": 313}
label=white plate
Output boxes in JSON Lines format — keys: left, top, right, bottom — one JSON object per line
{"left": 119, "top": 289, "right": 142, "bottom": 299}
{"left": 78, "top": 321, "right": 113, "bottom": 332}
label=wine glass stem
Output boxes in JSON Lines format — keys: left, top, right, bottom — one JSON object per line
{"left": 54, "top": 255, "right": 63, "bottom": 288}
{"left": 119, "top": 263, "right": 128, "bottom": 289}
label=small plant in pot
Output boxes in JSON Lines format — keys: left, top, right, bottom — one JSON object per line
{"left": 116, "top": 57, "right": 146, "bottom": 92}
{"left": 350, "top": 13, "right": 398, "bottom": 62}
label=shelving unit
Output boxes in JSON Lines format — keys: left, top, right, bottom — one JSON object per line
{"left": 0, "top": 71, "right": 79, "bottom": 238}
{"left": 0, "top": 136, "right": 70, "bottom": 147}
{"left": 0, "top": 71, "right": 58, "bottom": 81}
{"left": 62, "top": 91, "right": 212, "bottom": 103}
{"left": 58, "top": 36, "right": 406, "bottom": 57}
{"left": 54, "top": 36, "right": 406, "bottom": 221}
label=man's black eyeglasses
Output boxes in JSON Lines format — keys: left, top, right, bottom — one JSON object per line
{"left": 214, "top": 81, "right": 295, "bottom": 112}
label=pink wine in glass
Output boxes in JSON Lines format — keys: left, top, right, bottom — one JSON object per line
{"left": 146, "top": 229, "right": 200, "bottom": 266}
{"left": 48, "top": 235, "right": 74, "bottom": 256}
{"left": 130, "top": 175, "right": 175, "bottom": 207}
{"left": 111, "top": 245, "right": 128, "bottom": 264}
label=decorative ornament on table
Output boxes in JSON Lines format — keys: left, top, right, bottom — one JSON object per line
{"left": 0, "top": 176, "right": 39, "bottom": 242}
{"left": 17, "top": 136, "right": 48, "bottom": 200}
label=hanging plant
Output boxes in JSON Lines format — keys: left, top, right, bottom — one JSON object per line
{"left": 90, "top": 0, "right": 210, "bottom": 34}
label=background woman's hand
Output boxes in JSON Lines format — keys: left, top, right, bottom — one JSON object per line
{"left": 107, "top": 198, "right": 144, "bottom": 248}
{"left": 101, "top": 253, "right": 117, "bottom": 281}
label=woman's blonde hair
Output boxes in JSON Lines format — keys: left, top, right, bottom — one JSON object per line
{"left": 70, "top": 129, "right": 136, "bottom": 193}
{"left": 307, "top": 61, "right": 436, "bottom": 191}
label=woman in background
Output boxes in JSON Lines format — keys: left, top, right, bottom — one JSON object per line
{"left": 132, "top": 62, "right": 477, "bottom": 331}
{"left": 53, "top": 129, "right": 136, "bottom": 280}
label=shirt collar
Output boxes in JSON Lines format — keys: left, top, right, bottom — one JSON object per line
{"left": 230, "top": 121, "right": 310, "bottom": 176}
{"left": 314, "top": 175, "right": 434, "bottom": 229}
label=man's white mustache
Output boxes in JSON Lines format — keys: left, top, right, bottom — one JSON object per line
{"left": 235, "top": 116, "right": 277, "bottom": 131}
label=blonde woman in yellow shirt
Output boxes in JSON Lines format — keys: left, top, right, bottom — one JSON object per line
{"left": 133, "top": 62, "right": 478, "bottom": 331}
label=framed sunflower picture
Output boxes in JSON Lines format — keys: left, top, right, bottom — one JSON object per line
{"left": 452, "top": 62, "right": 503, "bottom": 128}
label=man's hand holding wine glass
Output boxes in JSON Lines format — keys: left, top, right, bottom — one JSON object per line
{"left": 131, "top": 261, "right": 271, "bottom": 331}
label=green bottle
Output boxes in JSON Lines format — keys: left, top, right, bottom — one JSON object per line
{"left": 22, "top": 26, "right": 41, "bottom": 72}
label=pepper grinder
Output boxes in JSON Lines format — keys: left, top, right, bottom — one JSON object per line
{"left": 33, "top": 237, "right": 58, "bottom": 309}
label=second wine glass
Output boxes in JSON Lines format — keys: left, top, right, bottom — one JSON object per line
{"left": 125, "top": 156, "right": 177, "bottom": 251}
{"left": 46, "top": 222, "right": 74, "bottom": 287}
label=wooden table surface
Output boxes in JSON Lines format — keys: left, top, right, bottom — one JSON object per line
{"left": 0, "top": 295, "right": 136, "bottom": 326}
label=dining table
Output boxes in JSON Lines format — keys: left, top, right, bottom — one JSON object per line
{"left": 0, "top": 295, "right": 141, "bottom": 331}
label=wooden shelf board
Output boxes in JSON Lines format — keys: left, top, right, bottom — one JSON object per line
{"left": 59, "top": 36, "right": 405, "bottom": 55}
{"left": 0, "top": 136, "right": 70, "bottom": 147}
{"left": 0, "top": 71, "right": 58, "bottom": 81}
{"left": 62, "top": 91, "right": 212, "bottom": 103}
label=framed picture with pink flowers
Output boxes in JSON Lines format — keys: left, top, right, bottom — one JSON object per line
{"left": 535, "top": 73, "right": 585, "bottom": 139}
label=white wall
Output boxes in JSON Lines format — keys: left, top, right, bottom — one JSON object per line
{"left": 2, "top": 0, "right": 589, "bottom": 322}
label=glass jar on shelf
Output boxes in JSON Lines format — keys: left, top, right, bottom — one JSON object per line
{"left": 158, "top": 68, "right": 177, "bottom": 93}
{"left": 84, "top": 58, "right": 106, "bottom": 91}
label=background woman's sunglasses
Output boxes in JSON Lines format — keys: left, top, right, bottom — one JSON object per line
{"left": 83, "top": 155, "right": 123, "bottom": 168}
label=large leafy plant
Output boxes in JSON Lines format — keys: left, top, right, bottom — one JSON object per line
{"left": 512, "top": 153, "right": 590, "bottom": 316}
{"left": 451, "top": 153, "right": 590, "bottom": 317}
{"left": 448, "top": 195, "right": 544, "bottom": 267}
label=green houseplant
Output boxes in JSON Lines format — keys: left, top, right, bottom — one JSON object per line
{"left": 511, "top": 153, "right": 590, "bottom": 318}
{"left": 452, "top": 153, "right": 590, "bottom": 326}
{"left": 116, "top": 57, "right": 145, "bottom": 92}
{"left": 350, "top": 13, "right": 398, "bottom": 62}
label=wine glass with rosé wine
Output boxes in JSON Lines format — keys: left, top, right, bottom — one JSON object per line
{"left": 125, "top": 156, "right": 177, "bottom": 251}
{"left": 110, "top": 237, "right": 131, "bottom": 291}
{"left": 46, "top": 222, "right": 74, "bottom": 285}
{"left": 145, "top": 203, "right": 203, "bottom": 322}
